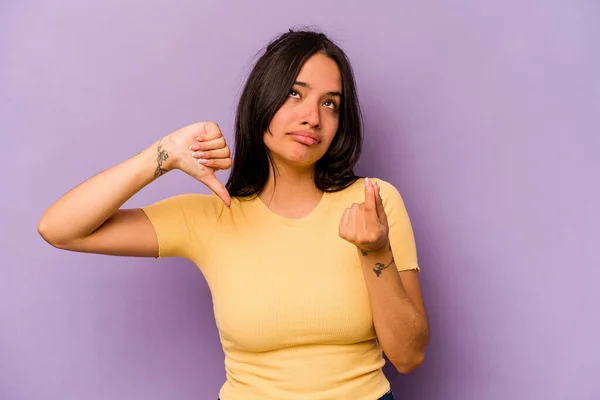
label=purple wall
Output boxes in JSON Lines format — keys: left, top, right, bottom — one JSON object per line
{"left": 2, "top": 1, "right": 599, "bottom": 399}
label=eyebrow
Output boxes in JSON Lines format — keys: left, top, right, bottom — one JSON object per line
{"left": 294, "top": 81, "right": 342, "bottom": 98}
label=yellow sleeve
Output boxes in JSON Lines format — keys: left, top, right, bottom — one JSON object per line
{"left": 375, "top": 179, "right": 420, "bottom": 272}
{"left": 140, "top": 193, "right": 224, "bottom": 260}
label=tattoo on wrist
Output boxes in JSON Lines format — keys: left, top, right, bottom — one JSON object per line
{"left": 373, "top": 256, "right": 395, "bottom": 277}
{"left": 359, "top": 243, "right": 392, "bottom": 257}
{"left": 154, "top": 139, "right": 169, "bottom": 178}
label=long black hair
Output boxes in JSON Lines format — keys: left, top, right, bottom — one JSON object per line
{"left": 225, "top": 29, "right": 363, "bottom": 197}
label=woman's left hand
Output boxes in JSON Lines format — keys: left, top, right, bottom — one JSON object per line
{"left": 339, "top": 178, "right": 390, "bottom": 253}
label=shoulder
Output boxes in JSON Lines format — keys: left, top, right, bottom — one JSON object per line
{"left": 335, "top": 177, "right": 403, "bottom": 200}
{"left": 335, "top": 177, "right": 409, "bottom": 221}
{"left": 371, "top": 178, "right": 404, "bottom": 204}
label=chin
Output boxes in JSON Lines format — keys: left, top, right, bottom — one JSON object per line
{"left": 285, "top": 156, "right": 319, "bottom": 168}
{"left": 273, "top": 151, "right": 321, "bottom": 169}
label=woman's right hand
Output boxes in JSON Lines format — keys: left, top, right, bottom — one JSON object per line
{"left": 164, "top": 122, "right": 232, "bottom": 207}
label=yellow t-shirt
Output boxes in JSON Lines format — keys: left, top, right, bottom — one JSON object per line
{"left": 141, "top": 177, "right": 419, "bottom": 400}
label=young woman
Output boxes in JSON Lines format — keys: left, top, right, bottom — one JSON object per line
{"left": 38, "top": 29, "right": 429, "bottom": 400}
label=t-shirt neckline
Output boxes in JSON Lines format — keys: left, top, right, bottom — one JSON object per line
{"left": 248, "top": 191, "right": 332, "bottom": 227}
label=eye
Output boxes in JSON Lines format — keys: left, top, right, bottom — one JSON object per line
{"left": 289, "top": 89, "right": 300, "bottom": 98}
{"left": 323, "top": 100, "right": 338, "bottom": 110}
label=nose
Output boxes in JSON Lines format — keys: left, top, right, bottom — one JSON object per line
{"left": 300, "top": 101, "right": 320, "bottom": 128}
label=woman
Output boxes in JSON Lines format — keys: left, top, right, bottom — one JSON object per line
{"left": 38, "top": 29, "right": 429, "bottom": 400}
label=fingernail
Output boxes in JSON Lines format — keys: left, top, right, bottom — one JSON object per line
{"left": 365, "top": 177, "right": 370, "bottom": 188}
{"left": 197, "top": 158, "right": 207, "bottom": 164}
{"left": 196, "top": 136, "right": 203, "bottom": 142}
{"left": 192, "top": 151, "right": 203, "bottom": 158}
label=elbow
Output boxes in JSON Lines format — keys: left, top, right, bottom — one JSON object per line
{"left": 37, "top": 217, "right": 52, "bottom": 243}
{"left": 391, "top": 320, "right": 430, "bottom": 374}
{"left": 390, "top": 329, "right": 429, "bottom": 374}
{"left": 37, "top": 217, "right": 66, "bottom": 249}
{"left": 393, "top": 351, "right": 426, "bottom": 374}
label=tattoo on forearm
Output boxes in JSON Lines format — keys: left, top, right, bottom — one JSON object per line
{"left": 154, "top": 139, "right": 169, "bottom": 177}
{"left": 373, "top": 256, "right": 395, "bottom": 277}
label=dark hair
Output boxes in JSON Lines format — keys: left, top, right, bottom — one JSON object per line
{"left": 225, "top": 29, "right": 363, "bottom": 197}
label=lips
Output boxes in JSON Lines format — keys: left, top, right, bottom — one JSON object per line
{"left": 288, "top": 131, "right": 321, "bottom": 145}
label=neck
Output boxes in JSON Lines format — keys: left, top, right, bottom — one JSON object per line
{"left": 259, "top": 160, "right": 322, "bottom": 211}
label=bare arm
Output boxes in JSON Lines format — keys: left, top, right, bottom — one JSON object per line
{"left": 339, "top": 178, "right": 429, "bottom": 373}
{"left": 358, "top": 246, "right": 429, "bottom": 374}
{"left": 37, "top": 122, "right": 232, "bottom": 257}
{"left": 37, "top": 140, "right": 166, "bottom": 257}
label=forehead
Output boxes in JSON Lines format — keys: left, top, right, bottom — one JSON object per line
{"left": 295, "top": 53, "right": 342, "bottom": 92}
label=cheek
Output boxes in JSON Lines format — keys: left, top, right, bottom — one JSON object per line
{"left": 322, "top": 115, "right": 340, "bottom": 145}
{"left": 264, "top": 108, "right": 294, "bottom": 150}
{"left": 269, "top": 107, "right": 297, "bottom": 133}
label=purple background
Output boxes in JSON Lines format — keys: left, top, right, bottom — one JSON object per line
{"left": 2, "top": 1, "right": 599, "bottom": 399}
